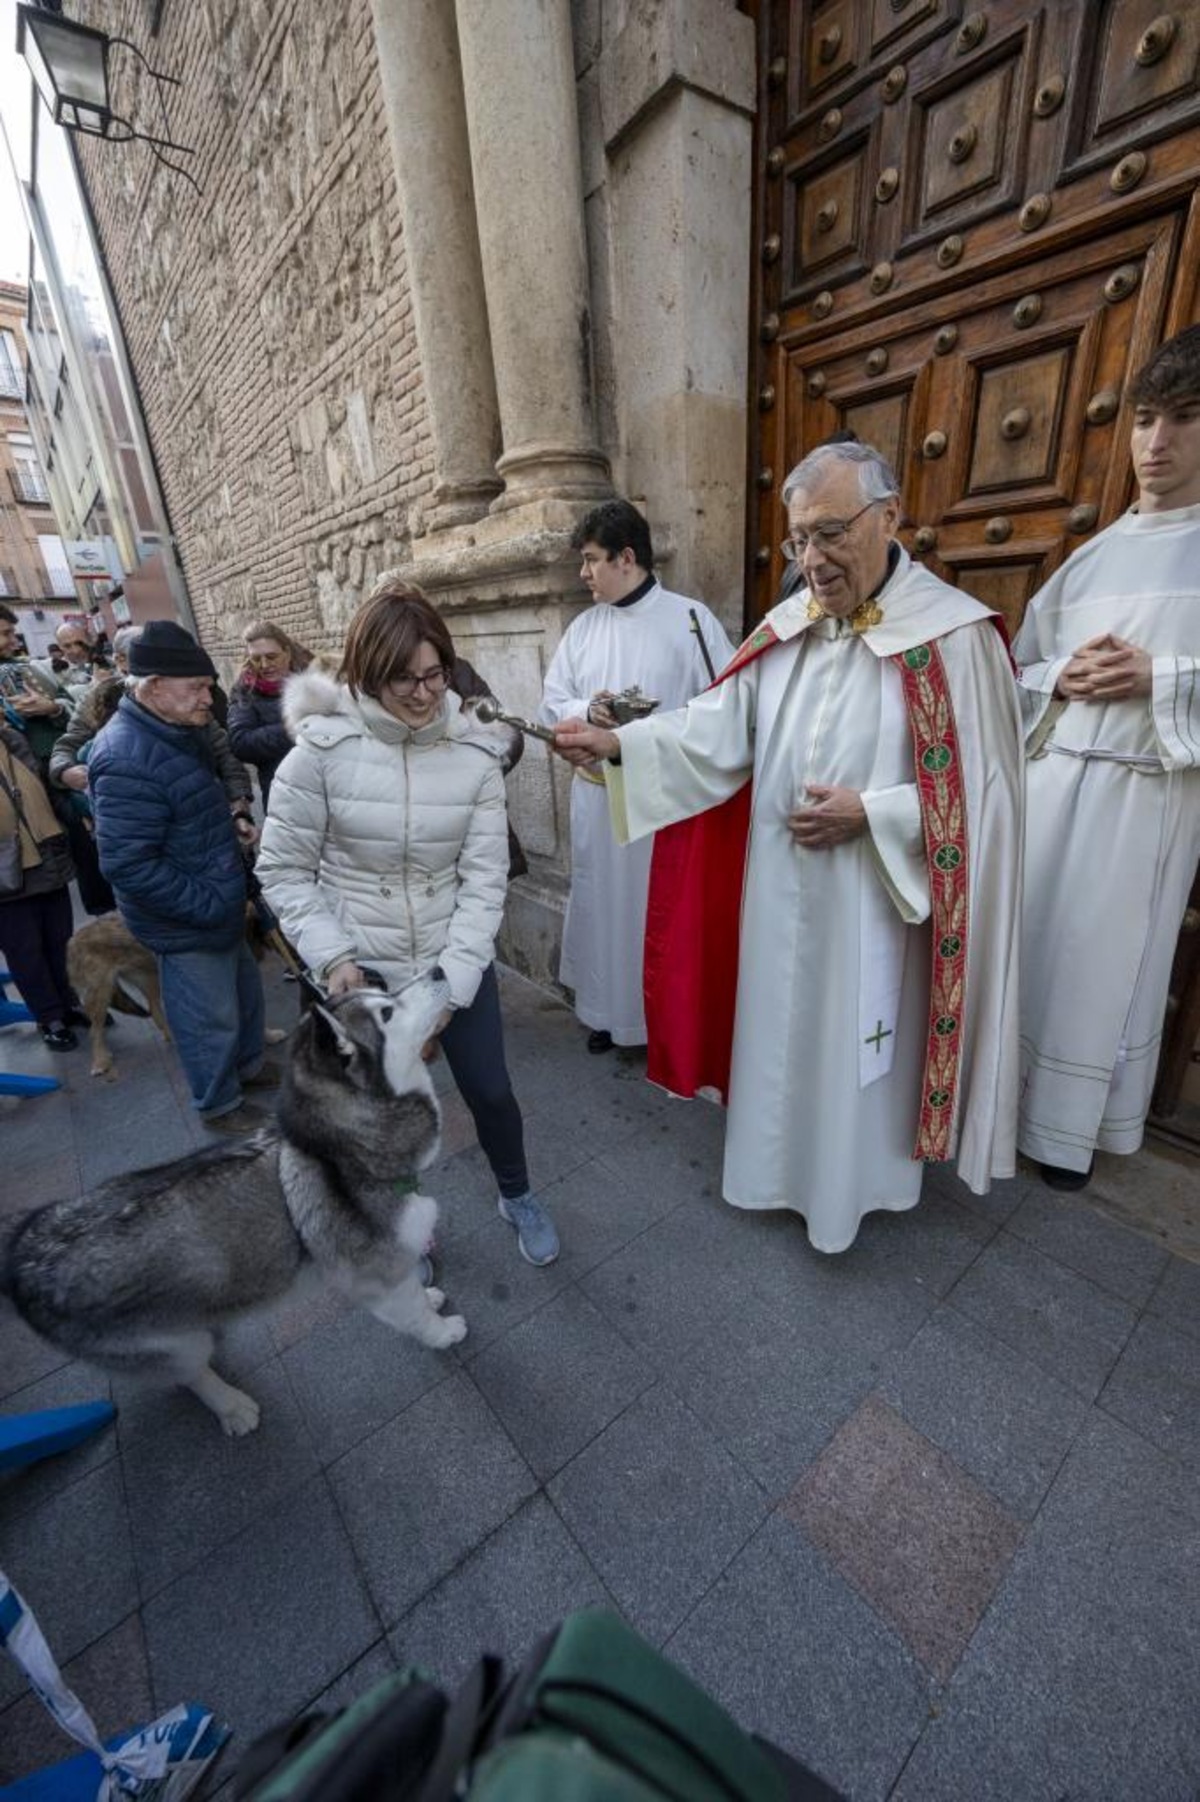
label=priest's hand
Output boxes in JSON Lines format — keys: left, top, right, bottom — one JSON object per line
{"left": 553, "top": 718, "right": 621, "bottom": 766}
{"left": 587, "top": 691, "right": 619, "bottom": 728}
{"left": 788, "top": 785, "right": 866, "bottom": 848}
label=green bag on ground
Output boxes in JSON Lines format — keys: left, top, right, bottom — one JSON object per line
{"left": 478, "top": 1607, "right": 796, "bottom": 1801}
{"left": 465, "top": 1735, "right": 665, "bottom": 1801}
{"left": 236, "top": 1609, "right": 842, "bottom": 1802}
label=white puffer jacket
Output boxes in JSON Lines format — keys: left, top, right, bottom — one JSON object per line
{"left": 257, "top": 669, "right": 514, "bottom": 1009}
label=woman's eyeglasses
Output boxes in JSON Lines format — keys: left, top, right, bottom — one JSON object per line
{"left": 389, "top": 665, "right": 451, "bottom": 698}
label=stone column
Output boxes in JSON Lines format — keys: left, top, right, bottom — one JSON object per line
{"left": 370, "top": 0, "right": 502, "bottom": 528}
{"left": 454, "top": 0, "right": 611, "bottom": 511}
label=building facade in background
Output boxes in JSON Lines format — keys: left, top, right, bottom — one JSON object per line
{"left": 0, "top": 277, "right": 81, "bottom": 653}
{"left": 5, "top": 93, "right": 193, "bottom": 651}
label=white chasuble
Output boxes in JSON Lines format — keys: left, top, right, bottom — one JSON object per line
{"left": 724, "top": 619, "right": 933, "bottom": 1251}
{"left": 1015, "top": 502, "right": 1200, "bottom": 1171}
{"left": 539, "top": 584, "right": 733, "bottom": 1044}
{"left": 605, "top": 551, "right": 1022, "bottom": 1255}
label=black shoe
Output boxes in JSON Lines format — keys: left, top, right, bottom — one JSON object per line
{"left": 1040, "top": 1159, "right": 1094, "bottom": 1192}
{"left": 41, "top": 1023, "right": 79, "bottom": 1051}
{"left": 587, "top": 1030, "right": 614, "bottom": 1055}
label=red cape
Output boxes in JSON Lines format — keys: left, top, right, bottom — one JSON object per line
{"left": 642, "top": 624, "right": 778, "bottom": 1100}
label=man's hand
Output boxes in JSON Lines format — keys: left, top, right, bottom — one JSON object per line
{"left": 587, "top": 690, "right": 618, "bottom": 728}
{"left": 10, "top": 688, "right": 62, "bottom": 719}
{"left": 1057, "top": 635, "right": 1153, "bottom": 702}
{"left": 232, "top": 810, "right": 260, "bottom": 848}
{"left": 326, "top": 960, "right": 366, "bottom": 997}
{"left": 553, "top": 718, "right": 620, "bottom": 766}
{"left": 61, "top": 765, "right": 90, "bottom": 793}
{"left": 788, "top": 784, "right": 866, "bottom": 849}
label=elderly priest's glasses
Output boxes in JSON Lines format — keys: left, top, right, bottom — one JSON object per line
{"left": 781, "top": 498, "right": 883, "bottom": 561}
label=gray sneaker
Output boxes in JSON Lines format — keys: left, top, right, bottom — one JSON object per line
{"left": 497, "top": 1192, "right": 559, "bottom": 1266}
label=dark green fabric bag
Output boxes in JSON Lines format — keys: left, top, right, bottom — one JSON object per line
{"left": 465, "top": 1734, "right": 665, "bottom": 1800}
{"left": 483, "top": 1608, "right": 792, "bottom": 1802}
{"left": 236, "top": 1609, "right": 842, "bottom": 1802}
{"left": 235, "top": 1668, "right": 447, "bottom": 1802}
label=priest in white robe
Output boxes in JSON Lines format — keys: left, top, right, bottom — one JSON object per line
{"left": 552, "top": 444, "right": 1023, "bottom": 1254}
{"left": 539, "top": 500, "right": 733, "bottom": 1052}
{"left": 1015, "top": 326, "right": 1200, "bottom": 1188}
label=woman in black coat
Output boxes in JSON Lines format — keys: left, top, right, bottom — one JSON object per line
{"left": 0, "top": 724, "right": 81, "bottom": 1049}
{"left": 226, "top": 620, "right": 312, "bottom": 811}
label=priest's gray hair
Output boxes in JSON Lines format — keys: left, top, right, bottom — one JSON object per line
{"left": 782, "top": 443, "right": 900, "bottom": 508}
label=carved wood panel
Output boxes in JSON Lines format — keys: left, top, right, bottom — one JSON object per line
{"left": 751, "top": 0, "right": 1200, "bottom": 616}
{"left": 749, "top": 0, "right": 1200, "bottom": 1115}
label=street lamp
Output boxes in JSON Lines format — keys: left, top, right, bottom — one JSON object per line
{"left": 15, "top": 7, "right": 113, "bottom": 136}
{"left": 15, "top": 5, "right": 199, "bottom": 189}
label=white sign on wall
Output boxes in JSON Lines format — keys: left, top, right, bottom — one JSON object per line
{"left": 66, "top": 540, "right": 111, "bottom": 579}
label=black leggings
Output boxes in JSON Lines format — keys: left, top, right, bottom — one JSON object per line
{"left": 440, "top": 963, "right": 529, "bottom": 1199}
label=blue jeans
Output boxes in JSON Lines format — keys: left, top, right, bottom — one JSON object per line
{"left": 158, "top": 940, "right": 266, "bottom": 1117}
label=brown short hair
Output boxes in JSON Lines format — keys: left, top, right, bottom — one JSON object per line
{"left": 1127, "top": 325, "right": 1200, "bottom": 412}
{"left": 339, "top": 582, "right": 455, "bottom": 699}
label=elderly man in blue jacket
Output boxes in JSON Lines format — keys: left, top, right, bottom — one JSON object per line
{"left": 89, "top": 621, "right": 273, "bottom": 1133}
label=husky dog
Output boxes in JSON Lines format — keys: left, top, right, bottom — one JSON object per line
{"left": 67, "top": 913, "right": 171, "bottom": 1078}
{"left": 0, "top": 972, "right": 465, "bottom": 1436}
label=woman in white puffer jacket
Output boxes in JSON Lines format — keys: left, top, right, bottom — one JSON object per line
{"left": 257, "top": 584, "right": 558, "bottom": 1266}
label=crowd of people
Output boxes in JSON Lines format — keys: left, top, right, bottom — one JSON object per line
{"left": 0, "top": 325, "right": 1196, "bottom": 1265}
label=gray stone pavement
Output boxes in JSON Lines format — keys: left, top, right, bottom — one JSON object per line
{"left": 1, "top": 958, "right": 1199, "bottom": 1800}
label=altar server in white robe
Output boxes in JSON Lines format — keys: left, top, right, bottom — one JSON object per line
{"left": 1015, "top": 325, "right": 1200, "bottom": 1190}
{"left": 539, "top": 499, "right": 733, "bottom": 1052}
{"left": 552, "top": 444, "right": 1023, "bottom": 1254}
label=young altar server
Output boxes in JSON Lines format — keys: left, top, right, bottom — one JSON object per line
{"left": 539, "top": 499, "right": 732, "bottom": 1053}
{"left": 1014, "top": 326, "right": 1200, "bottom": 1188}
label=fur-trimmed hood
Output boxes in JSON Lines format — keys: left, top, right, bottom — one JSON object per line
{"left": 281, "top": 666, "right": 518, "bottom": 766}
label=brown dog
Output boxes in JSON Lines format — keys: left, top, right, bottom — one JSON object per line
{"left": 66, "top": 914, "right": 170, "bottom": 1079}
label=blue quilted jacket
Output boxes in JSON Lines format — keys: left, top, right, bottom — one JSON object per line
{"left": 89, "top": 696, "right": 247, "bottom": 952}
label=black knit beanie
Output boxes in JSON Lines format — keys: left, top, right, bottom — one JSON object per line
{"left": 128, "top": 621, "right": 217, "bottom": 679}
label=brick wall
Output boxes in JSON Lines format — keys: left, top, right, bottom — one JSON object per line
{"left": 77, "top": 0, "right": 434, "bottom": 665}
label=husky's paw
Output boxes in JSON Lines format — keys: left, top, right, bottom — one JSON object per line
{"left": 91, "top": 1060, "right": 115, "bottom": 1080}
{"left": 425, "top": 1286, "right": 446, "bottom": 1310}
{"left": 217, "top": 1389, "right": 262, "bottom": 1436}
{"left": 431, "top": 1313, "right": 467, "bottom": 1349}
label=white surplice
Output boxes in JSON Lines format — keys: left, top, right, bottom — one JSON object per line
{"left": 604, "top": 553, "right": 1022, "bottom": 1253}
{"left": 539, "top": 583, "right": 733, "bottom": 1044}
{"left": 1014, "top": 502, "right": 1200, "bottom": 1171}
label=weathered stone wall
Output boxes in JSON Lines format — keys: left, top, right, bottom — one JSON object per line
{"left": 77, "top": 0, "right": 434, "bottom": 670}
{"left": 71, "top": 0, "right": 755, "bottom": 988}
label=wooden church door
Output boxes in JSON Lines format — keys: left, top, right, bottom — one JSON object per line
{"left": 747, "top": 0, "right": 1200, "bottom": 1118}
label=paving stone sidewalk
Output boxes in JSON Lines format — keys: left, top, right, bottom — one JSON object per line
{"left": 1, "top": 961, "right": 1198, "bottom": 1801}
